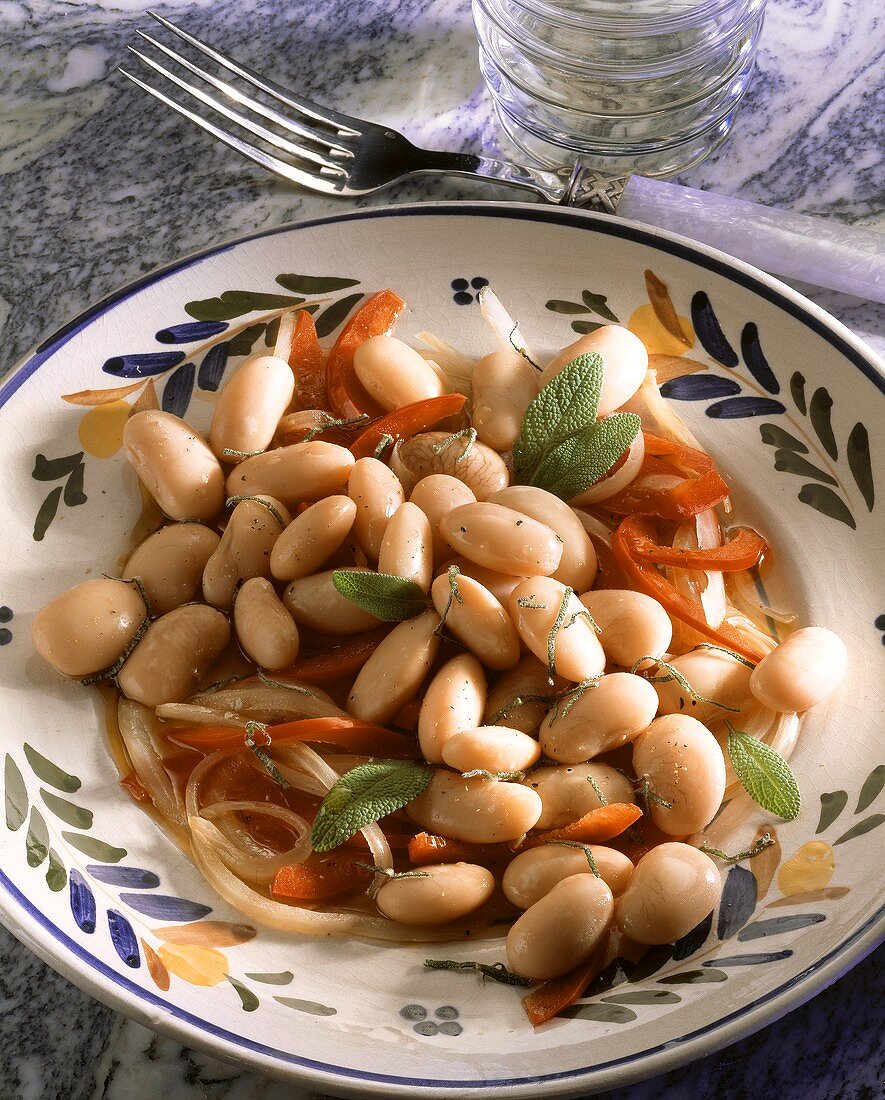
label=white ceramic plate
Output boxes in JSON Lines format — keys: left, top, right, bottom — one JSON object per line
{"left": 1, "top": 203, "right": 883, "bottom": 1098}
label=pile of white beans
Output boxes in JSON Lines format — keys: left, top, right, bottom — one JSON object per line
{"left": 32, "top": 314, "right": 848, "bottom": 981}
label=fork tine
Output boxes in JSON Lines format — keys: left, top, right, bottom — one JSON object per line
{"left": 146, "top": 11, "right": 363, "bottom": 137}
{"left": 135, "top": 30, "right": 354, "bottom": 159}
{"left": 118, "top": 69, "right": 346, "bottom": 196}
{"left": 126, "top": 46, "right": 349, "bottom": 175}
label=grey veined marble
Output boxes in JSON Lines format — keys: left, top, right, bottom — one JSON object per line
{"left": 0, "top": 1, "right": 883, "bottom": 1098}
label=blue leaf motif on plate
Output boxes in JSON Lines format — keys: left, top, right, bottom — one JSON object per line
{"left": 703, "top": 951, "right": 793, "bottom": 967}
{"left": 690, "top": 292, "right": 738, "bottom": 367}
{"left": 706, "top": 397, "right": 787, "bottom": 419}
{"left": 717, "top": 865, "right": 757, "bottom": 939}
{"left": 198, "top": 344, "right": 229, "bottom": 392}
{"left": 103, "top": 352, "right": 185, "bottom": 378}
{"left": 86, "top": 864, "right": 161, "bottom": 889}
{"left": 107, "top": 909, "right": 141, "bottom": 967}
{"left": 156, "top": 321, "right": 229, "bottom": 344}
{"left": 737, "top": 914, "right": 825, "bottom": 941}
{"left": 118, "top": 892, "right": 212, "bottom": 922}
{"left": 740, "top": 324, "right": 780, "bottom": 394}
{"left": 672, "top": 910, "right": 713, "bottom": 960}
{"left": 660, "top": 375, "right": 741, "bottom": 401}
{"left": 161, "top": 363, "right": 195, "bottom": 418}
{"left": 69, "top": 869, "right": 97, "bottom": 933}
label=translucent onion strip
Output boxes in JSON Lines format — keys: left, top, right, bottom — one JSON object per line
{"left": 670, "top": 510, "right": 726, "bottom": 628}
{"left": 727, "top": 570, "right": 798, "bottom": 629}
{"left": 569, "top": 430, "right": 646, "bottom": 506}
{"left": 415, "top": 331, "right": 476, "bottom": 395}
{"left": 201, "top": 800, "right": 312, "bottom": 886}
{"left": 478, "top": 286, "right": 538, "bottom": 366}
{"left": 157, "top": 681, "right": 345, "bottom": 727}
{"left": 117, "top": 698, "right": 188, "bottom": 833}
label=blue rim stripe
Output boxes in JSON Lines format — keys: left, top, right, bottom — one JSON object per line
{"left": 1, "top": 203, "right": 883, "bottom": 1091}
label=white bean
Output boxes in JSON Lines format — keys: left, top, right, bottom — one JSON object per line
{"left": 441, "top": 726, "right": 541, "bottom": 774}
{"left": 353, "top": 336, "right": 446, "bottom": 411}
{"left": 202, "top": 496, "right": 290, "bottom": 610}
{"left": 539, "top": 672, "right": 659, "bottom": 763}
{"left": 123, "top": 523, "right": 220, "bottom": 615}
{"left": 418, "top": 653, "right": 487, "bottom": 764}
{"left": 540, "top": 325, "right": 648, "bottom": 415}
{"left": 527, "top": 763, "right": 635, "bottom": 829}
{"left": 430, "top": 572, "right": 520, "bottom": 671}
{"left": 484, "top": 657, "right": 561, "bottom": 735}
{"left": 348, "top": 457, "right": 405, "bottom": 560}
{"left": 209, "top": 354, "right": 294, "bottom": 461}
{"left": 471, "top": 349, "right": 537, "bottom": 451}
{"left": 749, "top": 626, "right": 848, "bottom": 712}
{"left": 378, "top": 502, "right": 433, "bottom": 591}
{"left": 407, "top": 769, "right": 542, "bottom": 843}
{"left": 440, "top": 502, "right": 563, "bottom": 577}
{"left": 510, "top": 577, "right": 606, "bottom": 683}
{"left": 503, "top": 845, "right": 634, "bottom": 908}
{"left": 233, "top": 577, "right": 299, "bottom": 670}
{"left": 226, "top": 441, "right": 354, "bottom": 507}
{"left": 615, "top": 843, "right": 720, "bottom": 944}
{"left": 348, "top": 610, "right": 440, "bottom": 723}
{"left": 391, "top": 432, "right": 509, "bottom": 500}
{"left": 270, "top": 496, "right": 357, "bottom": 582}
{"left": 654, "top": 647, "right": 753, "bottom": 723}
{"left": 438, "top": 557, "right": 524, "bottom": 606}
{"left": 409, "top": 474, "right": 476, "bottom": 561}
{"left": 580, "top": 589, "right": 672, "bottom": 669}
{"left": 283, "top": 568, "right": 380, "bottom": 634}
{"left": 375, "top": 863, "right": 494, "bottom": 925}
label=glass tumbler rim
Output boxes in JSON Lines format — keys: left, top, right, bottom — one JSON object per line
{"left": 497, "top": 0, "right": 759, "bottom": 36}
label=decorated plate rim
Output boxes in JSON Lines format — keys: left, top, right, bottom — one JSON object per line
{"left": 1, "top": 201, "right": 883, "bottom": 1099}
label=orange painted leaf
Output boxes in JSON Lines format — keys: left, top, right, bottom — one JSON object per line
{"left": 130, "top": 379, "right": 159, "bottom": 415}
{"left": 141, "top": 938, "right": 171, "bottom": 991}
{"left": 648, "top": 354, "right": 708, "bottom": 383}
{"left": 157, "top": 942, "right": 229, "bottom": 986}
{"left": 152, "top": 920, "right": 257, "bottom": 947}
{"left": 645, "top": 270, "right": 691, "bottom": 348}
{"left": 62, "top": 380, "right": 148, "bottom": 405}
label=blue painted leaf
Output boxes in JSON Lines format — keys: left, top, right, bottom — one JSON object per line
{"left": 228, "top": 976, "right": 260, "bottom": 1011}
{"left": 274, "top": 996, "right": 337, "bottom": 1016}
{"left": 107, "top": 910, "right": 141, "bottom": 967}
{"left": 809, "top": 388, "right": 837, "bottom": 458}
{"left": 847, "top": 423, "right": 874, "bottom": 511}
{"left": 625, "top": 945, "right": 674, "bottom": 982}
{"left": 659, "top": 968, "right": 727, "bottom": 984}
{"left": 560, "top": 1003, "right": 637, "bottom": 1023}
{"left": 791, "top": 372, "right": 807, "bottom": 415}
{"left": 33, "top": 486, "right": 63, "bottom": 541}
{"left": 690, "top": 292, "right": 738, "bottom": 367}
{"left": 314, "top": 293, "right": 364, "bottom": 338}
{"left": 797, "top": 484, "right": 855, "bottom": 529}
{"left": 276, "top": 274, "right": 360, "bottom": 294}
{"left": 774, "top": 450, "right": 837, "bottom": 486}
{"left": 245, "top": 971, "right": 294, "bottom": 985}
{"left": 156, "top": 321, "right": 229, "bottom": 344}
{"left": 185, "top": 291, "right": 305, "bottom": 322}
{"left": 32, "top": 452, "right": 84, "bottom": 481}
{"left": 816, "top": 791, "right": 848, "bottom": 834}
{"left": 602, "top": 990, "right": 681, "bottom": 1005}
{"left": 672, "top": 910, "right": 713, "bottom": 960}
{"left": 40, "top": 789, "right": 92, "bottom": 829}
{"left": 26, "top": 807, "right": 49, "bottom": 867}
{"left": 197, "top": 343, "right": 229, "bottom": 392}
{"left": 833, "top": 813, "right": 885, "bottom": 845}
{"left": 737, "top": 914, "right": 825, "bottom": 941}
{"left": 103, "top": 352, "right": 185, "bottom": 378}
{"left": 706, "top": 397, "right": 786, "bottom": 419}
{"left": 86, "top": 864, "right": 161, "bottom": 889}
{"left": 45, "top": 849, "right": 67, "bottom": 892}
{"left": 703, "top": 951, "right": 792, "bottom": 967}
{"left": 856, "top": 765, "right": 885, "bottom": 814}
{"left": 5, "top": 754, "right": 27, "bottom": 831}
{"left": 119, "top": 892, "right": 212, "bottom": 921}
{"left": 660, "top": 375, "right": 741, "bottom": 401}
{"left": 760, "top": 424, "right": 807, "bottom": 453}
{"left": 161, "top": 363, "right": 195, "bottom": 418}
{"left": 62, "top": 832, "right": 127, "bottom": 863}
{"left": 717, "top": 865, "right": 757, "bottom": 939}
{"left": 69, "top": 869, "right": 97, "bottom": 933}
{"left": 740, "top": 323, "right": 780, "bottom": 393}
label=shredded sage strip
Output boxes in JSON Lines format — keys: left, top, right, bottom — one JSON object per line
{"left": 545, "top": 840, "right": 601, "bottom": 878}
{"left": 433, "top": 565, "right": 463, "bottom": 636}
{"left": 700, "top": 833, "right": 775, "bottom": 863}
{"left": 635, "top": 774, "right": 673, "bottom": 810}
{"left": 303, "top": 412, "right": 369, "bottom": 443}
{"left": 690, "top": 642, "right": 757, "bottom": 669}
{"left": 353, "top": 862, "right": 428, "bottom": 880}
{"left": 222, "top": 447, "right": 265, "bottom": 460}
{"left": 257, "top": 671, "right": 313, "bottom": 695}
{"left": 630, "top": 656, "right": 740, "bottom": 713}
{"left": 460, "top": 769, "right": 526, "bottom": 782}
{"left": 424, "top": 959, "right": 533, "bottom": 987}
{"left": 244, "top": 721, "right": 290, "bottom": 789}
{"left": 431, "top": 428, "right": 476, "bottom": 463}
{"left": 372, "top": 433, "right": 395, "bottom": 460}
{"left": 486, "top": 693, "right": 555, "bottom": 724}
{"left": 225, "top": 494, "right": 288, "bottom": 530}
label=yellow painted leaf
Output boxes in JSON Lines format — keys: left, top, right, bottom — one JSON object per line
{"left": 157, "top": 942, "right": 229, "bottom": 987}
{"left": 152, "top": 920, "right": 257, "bottom": 947}
{"left": 629, "top": 304, "right": 694, "bottom": 357}
{"left": 62, "top": 380, "right": 147, "bottom": 405}
{"left": 141, "top": 938, "right": 171, "bottom": 991}
{"left": 648, "top": 354, "right": 708, "bottom": 384}
{"left": 130, "top": 379, "right": 159, "bottom": 415}
{"left": 777, "top": 840, "right": 835, "bottom": 896}
{"left": 78, "top": 400, "right": 130, "bottom": 458}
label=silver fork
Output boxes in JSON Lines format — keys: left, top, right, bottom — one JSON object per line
{"left": 118, "top": 12, "right": 626, "bottom": 212}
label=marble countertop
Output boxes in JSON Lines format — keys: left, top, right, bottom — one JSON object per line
{"left": 1, "top": 0, "right": 882, "bottom": 1097}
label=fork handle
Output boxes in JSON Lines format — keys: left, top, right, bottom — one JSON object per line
{"left": 413, "top": 148, "right": 571, "bottom": 202}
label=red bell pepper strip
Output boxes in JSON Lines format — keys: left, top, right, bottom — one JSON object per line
{"left": 642, "top": 431, "right": 715, "bottom": 473}
{"left": 521, "top": 940, "right": 609, "bottom": 1027}
{"left": 630, "top": 527, "right": 767, "bottom": 572}
{"left": 166, "top": 716, "right": 417, "bottom": 758}
{"left": 288, "top": 309, "right": 329, "bottom": 412}
{"left": 603, "top": 469, "right": 730, "bottom": 521}
{"left": 522, "top": 804, "right": 643, "bottom": 848}
{"left": 272, "top": 855, "right": 373, "bottom": 901}
{"left": 271, "top": 627, "right": 391, "bottom": 684}
{"left": 612, "top": 514, "right": 767, "bottom": 662}
{"left": 349, "top": 394, "right": 467, "bottom": 459}
{"left": 325, "top": 290, "right": 405, "bottom": 418}
{"left": 407, "top": 832, "right": 517, "bottom": 866}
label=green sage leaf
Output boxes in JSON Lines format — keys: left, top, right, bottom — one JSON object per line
{"left": 532, "top": 414, "right": 641, "bottom": 500}
{"left": 331, "top": 570, "right": 428, "bottom": 621}
{"left": 726, "top": 726, "right": 801, "bottom": 821}
{"left": 311, "top": 760, "right": 433, "bottom": 852}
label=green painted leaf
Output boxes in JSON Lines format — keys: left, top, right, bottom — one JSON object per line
{"left": 32, "top": 452, "right": 84, "bottom": 482}
{"left": 530, "top": 413, "right": 641, "bottom": 501}
{"left": 658, "top": 969, "right": 727, "bottom": 984}
{"left": 581, "top": 290, "right": 619, "bottom": 322}
{"left": 571, "top": 320, "right": 605, "bottom": 335}
{"left": 45, "top": 849, "right": 67, "bottom": 892}
{"left": 23, "top": 745, "right": 81, "bottom": 793}
{"left": 26, "top": 807, "right": 49, "bottom": 867}
{"left": 847, "top": 423, "right": 874, "bottom": 511}
{"left": 809, "top": 388, "right": 837, "bottom": 459}
{"left": 184, "top": 291, "right": 306, "bottom": 322}
{"left": 774, "top": 450, "right": 837, "bottom": 486}
{"left": 855, "top": 765, "right": 885, "bottom": 814}
{"left": 227, "top": 322, "right": 266, "bottom": 357}
{"left": 245, "top": 970, "right": 294, "bottom": 985}
{"left": 274, "top": 996, "right": 337, "bottom": 1016}
{"left": 832, "top": 813, "right": 885, "bottom": 845}
{"left": 276, "top": 274, "right": 360, "bottom": 294}
{"left": 559, "top": 1003, "right": 637, "bottom": 1023}
{"left": 61, "top": 831, "right": 127, "bottom": 863}
{"left": 314, "top": 293, "right": 365, "bottom": 338}
{"left": 311, "top": 760, "right": 433, "bottom": 852}
{"left": 727, "top": 728, "right": 800, "bottom": 820}
{"left": 797, "top": 484, "right": 855, "bottom": 529}
{"left": 816, "top": 790, "right": 848, "bottom": 834}
{"left": 5, "top": 754, "right": 28, "bottom": 831}
{"left": 790, "top": 372, "right": 807, "bottom": 415}
{"left": 512, "top": 353, "right": 605, "bottom": 485}
{"left": 759, "top": 424, "right": 808, "bottom": 453}
{"left": 264, "top": 317, "right": 281, "bottom": 347}
{"left": 33, "top": 486, "right": 63, "bottom": 541}
{"left": 331, "top": 571, "right": 429, "bottom": 621}
{"left": 545, "top": 299, "right": 589, "bottom": 315}
{"left": 227, "top": 976, "right": 259, "bottom": 1011}
{"left": 40, "top": 790, "right": 93, "bottom": 830}
{"left": 63, "top": 463, "right": 87, "bottom": 507}
{"left": 601, "top": 990, "right": 681, "bottom": 1005}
